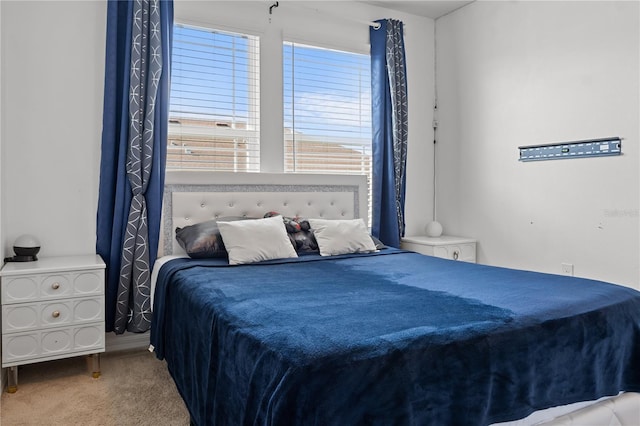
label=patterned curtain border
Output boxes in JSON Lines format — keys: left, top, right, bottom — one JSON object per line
{"left": 115, "top": 0, "right": 163, "bottom": 333}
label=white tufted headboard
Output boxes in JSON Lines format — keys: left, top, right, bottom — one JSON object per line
{"left": 159, "top": 171, "right": 368, "bottom": 257}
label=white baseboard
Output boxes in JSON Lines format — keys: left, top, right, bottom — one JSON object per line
{"left": 105, "top": 332, "right": 150, "bottom": 353}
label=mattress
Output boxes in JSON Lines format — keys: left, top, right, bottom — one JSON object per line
{"left": 150, "top": 249, "right": 640, "bottom": 425}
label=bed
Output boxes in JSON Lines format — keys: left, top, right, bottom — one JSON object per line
{"left": 150, "top": 171, "right": 640, "bottom": 425}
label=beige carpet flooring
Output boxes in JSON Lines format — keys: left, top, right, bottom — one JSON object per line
{"left": 0, "top": 349, "right": 190, "bottom": 425}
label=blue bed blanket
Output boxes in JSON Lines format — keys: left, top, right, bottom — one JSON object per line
{"left": 150, "top": 249, "right": 640, "bottom": 425}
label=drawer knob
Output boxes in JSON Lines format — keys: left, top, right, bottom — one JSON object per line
{"left": 52, "top": 311, "right": 60, "bottom": 318}
{"left": 453, "top": 251, "right": 459, "bottom": 260}
{"left": 51, "top": 282, "right": 60, "bottom": 290}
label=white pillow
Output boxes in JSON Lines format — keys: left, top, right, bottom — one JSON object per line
{"left": 217, "top": 215, "right": 298, "bottom": 265}
{"left": 308, "top": 218, "right": 377, "bottom": 256}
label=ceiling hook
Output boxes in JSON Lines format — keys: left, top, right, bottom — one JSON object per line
{"left": 269, "top": 2, "right": 279, "bottom": 15}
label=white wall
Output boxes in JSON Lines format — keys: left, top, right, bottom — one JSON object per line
{"left": 0, "top": 0, "right": 4, "bottom": 264}
{"left": 0, "top": 0, "right": 434, "bottom": 256}
{"left": 436, "top": 1, "right": 639, "bottom": 288}
{"left": 1, "top": 0, "right": 106, "bottom": 257}
{"left": 0, "top": 0, "right": 3, "bottom": 391}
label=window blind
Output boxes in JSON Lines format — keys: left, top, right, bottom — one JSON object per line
{"left": 283, "top": 42, "right": 372, "bottom": 221}
{"left": 283, "top": 42, "right": 371, "bottom": 175}
{"left": 168, "top": 24, "right": 260, "bottom": 172}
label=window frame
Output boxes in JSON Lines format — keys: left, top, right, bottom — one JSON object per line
{"left": 167, "top": 21, "right": 373, "bottom": 182}
{"left": 167, "top": 22, "right": 261, "bottom": 172}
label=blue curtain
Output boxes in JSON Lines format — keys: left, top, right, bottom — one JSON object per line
{"left": 97, "top": 0, "right": 173, "bottom": 333}
{"left": 370, "top": 19, "right": 408, "bottom": 248}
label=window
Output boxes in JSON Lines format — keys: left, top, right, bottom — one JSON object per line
{"left": 283, "top": 42, "right": 372, "bottom": 221}
{"left": 167, "top": 25, "right": 372, "bottom": 191}
{"left": 168, "top": 24, "right": 260, "bottom": 171}
{"left": 283, "top": 42, "right": 371, "bottom": 176}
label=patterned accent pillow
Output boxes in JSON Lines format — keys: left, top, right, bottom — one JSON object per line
{"left": 264, "top": 212, "right": 318, "bottom": 253}
{"left": 289, "top": 228, "right": 318, "bottom": 253}
{"left": 175, "top": 217, "right": 251, "bottom": 258}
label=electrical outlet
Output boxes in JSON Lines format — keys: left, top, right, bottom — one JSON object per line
{"left": 561, "top": 263, "right": 574, "bottom": 276}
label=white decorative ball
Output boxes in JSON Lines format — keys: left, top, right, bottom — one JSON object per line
{"left": 425, "top": 221, "right": 443, "bottom": 237}
{"left": 13, "top": 234, "right": 41, "bottom": 258}
{"left": 15, "top": 234, "right": 40, "bottom": 248}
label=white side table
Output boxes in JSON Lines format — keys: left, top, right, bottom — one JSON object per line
{"left": 401, "top": 235, "right": 477, "bottom": 263}
{"left": 1, "top": 254, "right": 105, "bottom": 393}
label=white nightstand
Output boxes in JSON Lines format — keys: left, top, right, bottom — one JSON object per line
{"left": 1, "top": 254, "right": 105, "bottom": 393}
{"left": 401, "top": 235, "right": 477, "bottom": 263}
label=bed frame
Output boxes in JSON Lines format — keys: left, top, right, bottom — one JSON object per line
{"left": 158, "top": 171, "right": 639, "bottom": 426}
{"left": 160, "top": 171, "right": 368, "bottom": 257}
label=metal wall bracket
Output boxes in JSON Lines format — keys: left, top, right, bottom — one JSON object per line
{"left": 519, "top": 137, "right": 621, "bottom": 162}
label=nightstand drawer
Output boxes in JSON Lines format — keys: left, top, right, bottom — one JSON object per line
{"left": 433, "top": 244, "right": 475, "bottom": 262}
{"left": 402, "top": 235, "right": 477, "bottom": 263}
{"left": 2, "top": 296, "right": 104, "bottom": 333}
{"left": 2, "top": 323, "right": 105, "bottom": 365}
{"left": 2, "top": 269, "right": 103, "bottom": 304}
